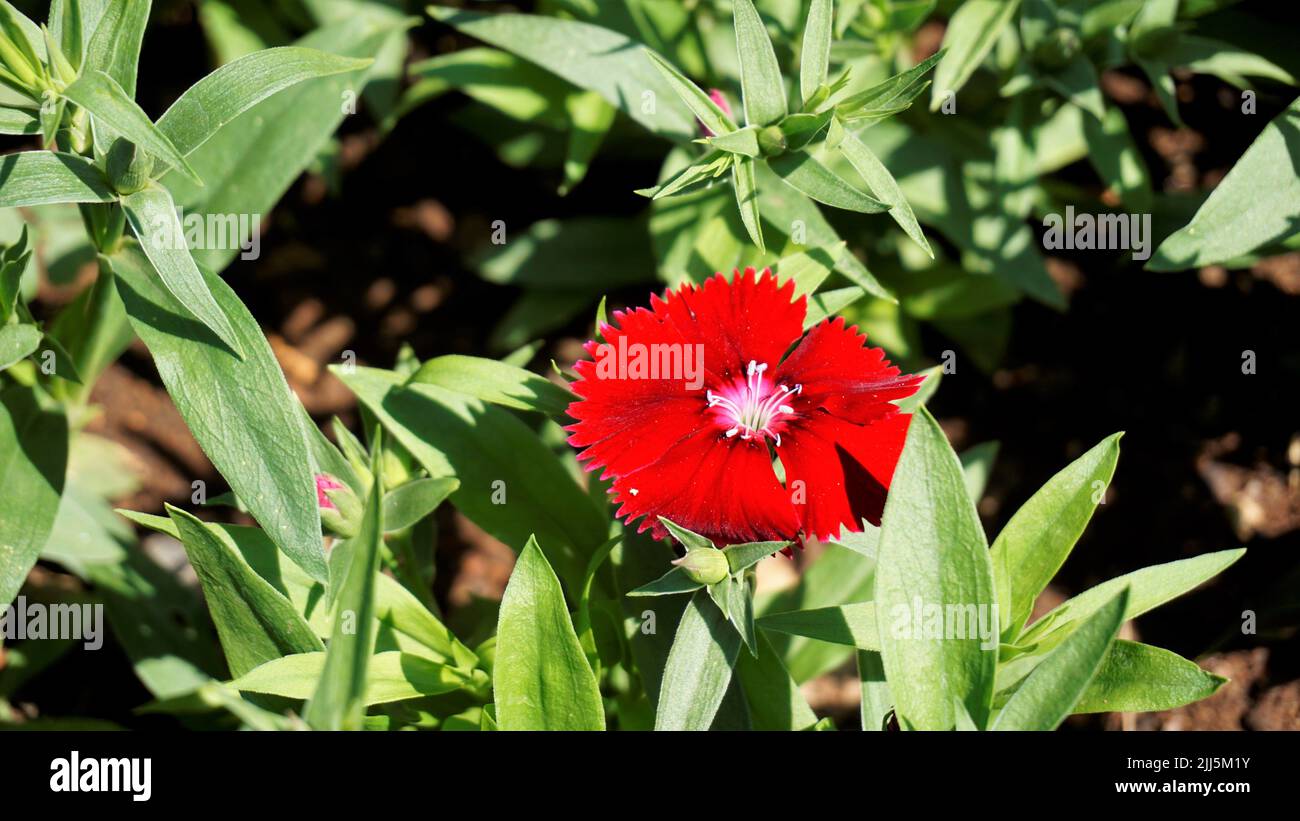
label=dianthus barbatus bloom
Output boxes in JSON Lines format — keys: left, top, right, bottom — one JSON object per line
{"left": 566, "top": 267, "right": 924, "bottom": 546}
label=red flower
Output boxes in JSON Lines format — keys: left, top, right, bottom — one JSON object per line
{"left": 566, "top": 268, "right": 923, "bottom": 546}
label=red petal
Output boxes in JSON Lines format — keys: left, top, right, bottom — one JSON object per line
{"left": 776, "top": 316, "right": 923, "bottom": 425}
{"left": 611, "top": 427, "right": 800, "bottom": 545}
{"left": 778, "top": 412, "right": 912, "bottom": 541}
{"left": 650, "top": 268, "right": 806, "bottom": 382}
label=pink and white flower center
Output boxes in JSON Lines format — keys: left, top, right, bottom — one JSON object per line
{"left": 706, "top": 360, "right": 800, "bottom": 445}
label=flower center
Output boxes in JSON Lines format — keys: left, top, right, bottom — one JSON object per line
{"left": 706, "top": 360, "right": 800, "bottom": 446}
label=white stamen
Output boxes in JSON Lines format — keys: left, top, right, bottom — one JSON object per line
{"left": 706, "top": 360, "right": 799, "bottom": 445}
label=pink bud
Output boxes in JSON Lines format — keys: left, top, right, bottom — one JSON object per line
{"left": 702, "top": 89, "right": 733, "bottom": 137}
{"left": 316, "top": 474, "right": 344, "bottom": 510}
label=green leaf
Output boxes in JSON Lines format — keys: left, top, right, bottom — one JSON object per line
{"left": 235, "top": 651, "right": 467, "bottom": 705}
{"left": 407, "top": 354, "right": 574, "bottom": 418}
{"left": 0, "top": 104, "right": 38, "bottom": 134}
{"left": 839, "top": 48, "right": 944, "bottom": 118}
{"left": 758, "top": 602, "right": 880, "bottom": 650}
{"left": 857, "top": 650, "right": 892, "bottom": 730}
{"left": 656, "top": 589, "right": 742, "bottom": 730}
{"left": 1149, "top": 98, "right": 1300, "bottom": 270}
{"left": 1022, "top": 548, "right": 1247, "bottom": 644}
{"left": 304, "top": 440, "right": 385, "bottom": 730}
{"left": 875, "top": 407, "right": 997, "bottom": 729}
{"left": 991, "top": 432, "right": 1122, "bottom": 641}
{"left": 561, "top": 89, "right": 615, "bottom": 195}
{"left": 0, "top": 323, "right": 40, "bottom": 371}
{"left": 838, "top": 130, "right": 932, "bottom": 256}
{"left": 732, "top": 155, "right": 765, "bottom": 252}
{"left": 1042, "top": 54, "right": 1106, "bottom": 121}
{"left": 736, "top": 629, "right": 819, "bottom": 730}
{"left": 732, "top": 0, "right": 787, "bottom": 126}
{"left": 708, "top": 125, "right": 761, "bottom": 157}
{"left": 930, "top": 0, "right": 1021, "bottom": 109}
{"left": 427, "top": 6, "right": 695, "bottom": 140}
{"left": 109, "top": 242, "right": 327, "bottom": 583}
{"left": 724, "top": 540, "right": 789, "bottom": 573}
{"left": 0, "top": 386, "right": 67, "bottom": 608}
{"left": 768, "top": 151, "right": 888, "bottom": 213}
{"left": 641, "top": 150, "right": 734, "bottom": 200}
{"left": 156, "top": 46, "right": 372, "bottom": 158}
{"left": 82, "top": 0, "right": 148, "bottom": 96}
{"left": 120, "top": 184, "right": 243, "bottom": 355}
{"left": 993, "top": 588, "right": 1127, "bottom": 730}
{"left": 803, "top": 285, "right": 867, "bottom": 328}
{"left": 800, "top": 0, "right": 833, "bottom": 105}
{"left": 166, "top": 505, "right": 322, "bottom": 678}
{"left": 338, "top": 367, "right": 606, "bottom": 594}
{"left": 0, "top": 151, "right": 116, "bottom": 207}
{"left": 712, "top": 571, "right": 758, "bottom": 656}
{"left": 1073, "top": 640, "right": 1226, "bottom": 714}
{"left": 164, "top": 14, "right": 405, "bottom": 271}
{"left": 1082, "top": 104, "right": 1153, "bottom": 212}
{"left": 61, "top": 71, "right": 203, "bottom": 185}
{"left": 495, "top": 535, "right": 605, "bottom": 730}
{"left": 627, "top": 565, "right": 704, "bottom": 597}
{"left": 644, "top": 48, "right": 736, "bottom": 136}
{"left": 382, "top": 477, "right": 458, "bottom": 532}
{"left": 476, "top": 216, "right": 654, "bottom": 290}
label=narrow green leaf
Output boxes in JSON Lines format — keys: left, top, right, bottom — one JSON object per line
{"left": 732, "top": 0, "right": 787, "bottom": 126}
{"left": 645, "top": 48, "right": 736, "bottom": 136}
{"left": 800, "top": 0, "right": 834, "bottom": 105}
{"left": 736, "top": 630, "right": 819, "bottom": 730}
{"left": 164, "top": 14, "right": 405, "bottom": 271}
{"left": 82, "top": 0, "right": 148, "bottom": 96}
{"left": 733, "top": 155, "right": 765, "bottom": 252}
{"left": 495, "top": 535, "right": 605, "bottom": 730}
{"left": 235, "top": 651, "right": 467, "bottom": 705}
{"left": 839, "top": 48, "right": 944, "bottom": 116}
{"left": 0, "top": 386, "right": 67, "bottom": 608}
{"left": 166, "top": 505, "right": 322, "bottom": 678}
{"left": 156, "top": 46, "right": 372, "bottom": 158}
{"left": 838, "top": 130, "right": 932, "bottom": 256}
{"left": 62, "top": 71, "right": 203, "bottom": 185}
{"left": 1022, "top": 548, "right": 1247, "bottom": 643}
{"left": 304, "top": 441, "right": 385, "bottom": 730}
{"left": 120, "top": 185, "right": 243, "bottom": 356}
{"left": 930, "top": 0, "right": 1021, "bottom": 110}
{"left": 708, "top": 125, "right": 761, "bottom": 157}
{"left": 337, "top": 367, "right": 607, "bottom": 594}
{"left": 382, "top": 477, "right": 458, "bottom": 533}
{"left": 1082, "top": 104, "right": 1153, "bottom": 212}
{"left": 993, "top": 588, "right": 1128, "bottom": 730}
{"left": 627, "top": 565, "right": 704, "bottom": 597}
{"left": 758, "top": 602, "right": 880, "bottom": 650}
{"left": 875, "top": 408, "right": 997, "bottom": 729}
{"left": 724, "top": 540, "right": 789, "bottom": 573}
{"left": 991, "top": 432, "right": 1122, "bottom": 641}
{"left": 1149, "top": 98, "right": 1300, "bottom": 270}
{"left": 427, "top": 6, "right": 695, "bottom": 140}
{"left": 561, "top": 89, "right": 615, "bottom": 195}
{"left": 109, "top": 242, "right": 327, "bottom": 583}
{"left": 768, "top": 152, "right": 888, "bottom": 212}
{"left": 1073, "top": 640, "right": 1227, "bottom": 714}
{"left": 0, "top": 104, "right": 39, "bottom": 135}
{"left": 0, "top": 151, "right": 116, "bottom": 207}
{"left": 857, "top": 650, "right": 892, "bottom": 730}
{"left": 1043, "top": 54, "right": 1106, "bottom": 121}
{"left": 407, "top": 354, "right": 574, "bottom": 418}
{"left": 656, "top": 589, "right": 742, "bottom": 730}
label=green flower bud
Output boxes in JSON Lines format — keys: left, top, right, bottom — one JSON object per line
{"left": 1033, "top": 28, "right": 1081, "bottom": 70}
{"left": 672, "top": 548, "right": 730, "bottom": 586}
{"left": 106, "top": 138, "right": 154, "bottom": 195}
{"left": 757, "top": 124, "right": 787, "bottom": 157}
